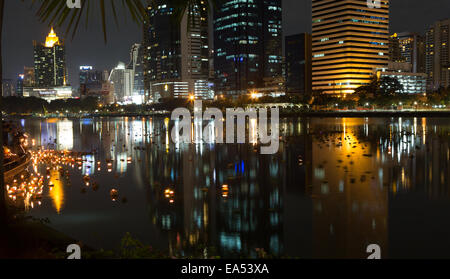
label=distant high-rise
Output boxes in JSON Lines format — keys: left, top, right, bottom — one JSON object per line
{"left": 285, "top": 33, "right": 312, "bottom": 95}
{"left": 109, "top": 62, "right": 134, "bottom": 103}
{"left": 213, "top": 0, "right": 283, "bottom": 97}
{"left": 79, "top": 66, "right": 114, "bottom": 104}
{"left": 312, "top": 0, "right": 389, "bottom": 95}
{"left": 128, "top": 43, "right": 145, "bottom": 103}
{"left": 79, "top": 66, "right": 107, "bottom": 99}
{"left": 2, "top": 79, "right": 15, "bottom": 97}
{"left": 33, "top": 28, "right": 67, "bottom": 87}
{"left": 16, "top": 75, "right": 24, "bottom": 97}
{"left": 79, "top": 66, "right": 103, "bottom": 85}
{"left": 426, "top": 19, "right": 450, "bottom": 90}
{"left": 143, "top": 0, "right": 211, "bottom": 101}
{"left": 389, "top": 32, "right": 425, "bottom": 73}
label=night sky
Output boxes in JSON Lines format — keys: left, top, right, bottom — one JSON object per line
{"left": 3, "top": 0, "right": 450, "bottom": 88}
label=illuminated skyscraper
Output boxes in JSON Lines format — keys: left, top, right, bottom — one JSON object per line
{"left": 128, "top": 43, "right": 146, "bottom": 103}
{"left": 312, "top": 0, "right": 389, "bottom": 95}
{"left": 213, "top": 0, "right": 283, "bottom": 97}
{"left": 143, "top": 0, "right": 211, "bottom": 101}
{"left": 33, "top": 28, "right": 67, "bottom": 87}
{"left": 109, "top": 62, "right": 134, "bottom": 103}
{"left": 426, "top": 19, "right": 450, "bottom": 90}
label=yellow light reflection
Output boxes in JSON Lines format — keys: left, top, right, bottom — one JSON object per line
{"left": 49, "top": 169, "right": 64, "bottom": 214}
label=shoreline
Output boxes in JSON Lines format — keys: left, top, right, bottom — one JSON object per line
{"left": 5, "top": 110, "right": 450, "bottom": 119}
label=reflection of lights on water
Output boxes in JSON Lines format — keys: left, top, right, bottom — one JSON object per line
{"left": 116, "top": 153, "right": 128, "bottom": 174}
{"left": 222, "top": 184, "right": 229, "bottom": 198}
{"left": 422, "top": 118, "right": 426, "bottom": 145}
{"left": 110, "top": 189, "right": 119, "bottom": 202}
{"left": 164, "top": 118, "right": 170, "bottom": 153}
{"left": 132, "top": 120, "right": 144, "bottom": 145}
{"left": 164, "top": 188, "right": 175, "bottom": 204}
{"left": 57, "top": 120, "right": 74, "bottom": 150}
{"left": 49, "top": 169, "right": 64, "bottom": 214}
{"left": 82, "top": 155, "right": 95, "bottom": 176}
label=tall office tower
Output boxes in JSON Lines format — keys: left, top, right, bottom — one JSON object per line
{"left": 180, "top": 1, "right": 211, "bottom": 99}
{"left": 127, "top": 43, "right": 146, "bottom": 103}
{"left": 143, "top": 0, "right": 211, "bottom": 101}
{"left": 426, "top": 19, "right": 450, "bottom": 90}
{"left": 285, "top": 33, "right": 312, "bottom": 95}
{"left": 33, "top": 28, "right": 67, "bottom": 87}
{"left": 213, "top": 0, "right": 283, "bottom": 97}
{"left": 312, "top": 0, "right": 389, "bottom": 95}
{"left": 389, "top": 32, "right": 426, "bottom": 73}
{"left": 109, "top": 62, "right": 134, "bottom": 103}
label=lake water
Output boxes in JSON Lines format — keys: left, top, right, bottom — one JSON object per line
{"left": 7, "top": 116, "right": 450, "bottom": 258}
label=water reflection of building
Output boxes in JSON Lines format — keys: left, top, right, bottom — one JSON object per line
{"left": 38, "top": 119, "right": 74, "bottom": 150}
{"left": 18, "top": 116, "right": 450, "bottom": 258}
{"left": 309, "top": 118, "right": 388, "bottom": 258}
{"left": 142, "top": 119, "right": 292, "bottom": 257}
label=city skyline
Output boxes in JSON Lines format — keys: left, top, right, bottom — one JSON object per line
{"left": 3, "top": 0, "right": 450, "bottom": 90}
{"left": 1, "top": 0, "right": 450, "bottom": 262}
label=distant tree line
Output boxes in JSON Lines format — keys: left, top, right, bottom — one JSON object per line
{"left": 2, "top": 79, "right": 450, "bottom": 115}
{"left": 1, "top": 96, "right": 99, "bottom": 114}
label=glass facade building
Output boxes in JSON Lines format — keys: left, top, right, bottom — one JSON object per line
{"left": 143, "top": 0, "right": 211, "bottom": 101}
{"left": 213, "top": 0, "right": 283, "bottom": 97}
{"left": 312, "top": 0, "right": 389, "bottom": 95}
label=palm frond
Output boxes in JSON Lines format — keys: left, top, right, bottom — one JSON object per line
{"left": 28, "top": 0, "right": 147, "bottom": 43}
{"left": 26, "top": 0, "right": 216, "bottom": 43}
